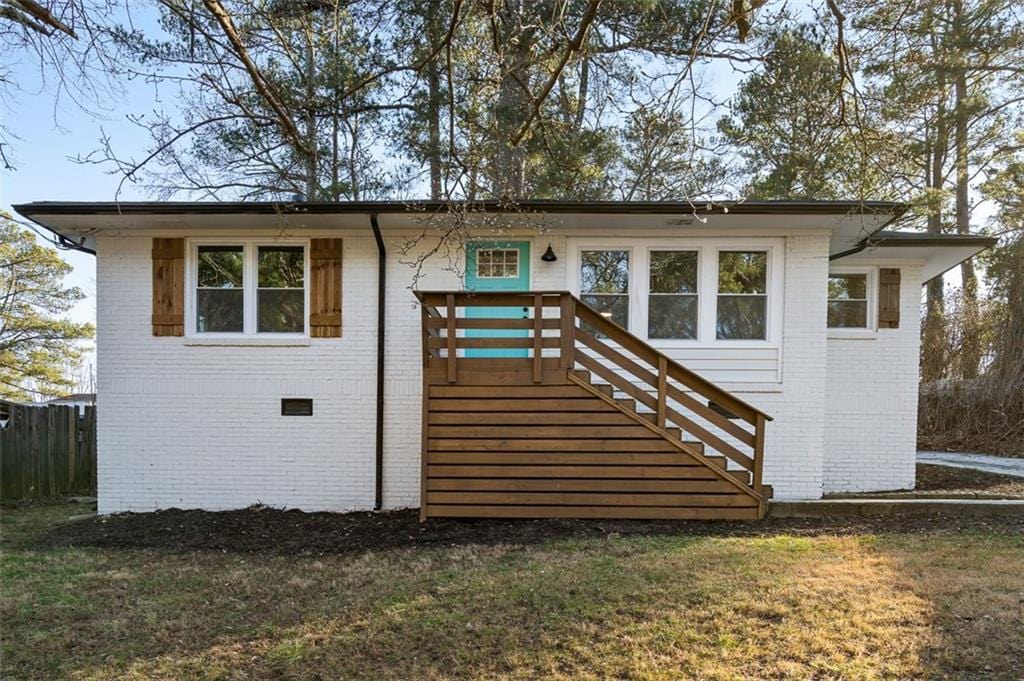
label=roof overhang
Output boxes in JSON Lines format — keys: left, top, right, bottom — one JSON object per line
{"left": 829, "top": 231, "right": 997, "bottom": 283}
{"left": 12, "top": 199, "right": 905, "bottom": 256}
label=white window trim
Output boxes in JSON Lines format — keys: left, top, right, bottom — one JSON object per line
{"left": 566, "top": 238, "right": 784, "bottom": 349}
{"left": 712, "top": 248, "right": 774, "bottom": 344}
{"left": 576, "top": 246, "right": 634, "bottom": 329}
{"left": 185, "top": 238, "right": 310, "bottom": 339}
{"left": 647, "top": 247, "right": 702, "bottom": 342}
{"left": 827, "top": 266, "right": 878, "bottom": 339}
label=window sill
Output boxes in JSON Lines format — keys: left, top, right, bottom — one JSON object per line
{"left": 827, "top": 329, "right": 877, "bottom": 341}
{"left": 184, "top": 336, "right": 311, "bottom": 347}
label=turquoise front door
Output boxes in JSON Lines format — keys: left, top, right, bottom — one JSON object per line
{"left": 465, "top": 241, "right": 531, "bottom": 358}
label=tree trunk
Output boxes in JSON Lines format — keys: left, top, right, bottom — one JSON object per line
{"left": 492, "top": 0, "right": 531, "bottom": 199}
{"left": 426, "top": 0, "right": 443, "bottom": 199}
{"left": 921, "top": 135, "right": 947, "bottom": 383}
{"left": 954, "top": 63, "right": 980, "bottom": 379}
{"left": 304, "top": 25, "right": 318, "bottom": 200}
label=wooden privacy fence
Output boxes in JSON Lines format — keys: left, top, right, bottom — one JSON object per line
{"left": 0, "top": 404, "right": 96, "bottom": 501}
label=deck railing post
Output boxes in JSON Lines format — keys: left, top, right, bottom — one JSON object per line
{"left": 532, "top": 293, "right": 543, "bottom": 383}
{"left": 420, "top": 305, "right": 429, "bottom": 368}
{"left": 753, "top": 413, "right": 766, "bottom": 516}
{"left": 657, "top": 356, "right": 667, "bottom": 429}
{"left": 559, "top": 294, "right": 575, "bottom": 370}
{"left": 445, "top": 293, "right": 457, "bottom": 384}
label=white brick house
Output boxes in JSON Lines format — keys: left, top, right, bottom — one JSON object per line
{"left": 15, "top": 200, "right": 993, "bottom": 515}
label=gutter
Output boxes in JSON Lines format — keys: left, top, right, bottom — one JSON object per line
{"left": 830, "top": 232, "right": 998, "bottom": 261}
{"left": 14, "top": 198, "right": 909, "bottom": 217}
{"left": 370, "top": 213, "right": 386, "bottom": 511}
{"left": 14, "top": 214, "right": 97, "bottom": 255}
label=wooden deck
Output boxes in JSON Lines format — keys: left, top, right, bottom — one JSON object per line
{"left": 417, "top": 292, "right": 772, "bottom": 521}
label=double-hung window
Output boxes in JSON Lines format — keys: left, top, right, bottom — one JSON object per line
{"left": 257, "top": 246, "right": 305, "bottom": 333}
{"left": 648, "top": 250, "right": 699, "bottom": 339}
{"left": 193, "top": 242, "right": 307, "bottom": 336}
{"left": 827, "top": 273, "right": 869, "bottom": 329}
{"left": 196, "top": 246, "right": 245, "bottom": 333}
{"left": 716, "top": 251, "right": 768, "bottom": 340}
{"left": 580, "top": 249, "right": 630, "bottom": 328}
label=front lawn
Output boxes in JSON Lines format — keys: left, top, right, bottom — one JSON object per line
{"left": 2, "top": 501, "right": 1022, "bottom": 680}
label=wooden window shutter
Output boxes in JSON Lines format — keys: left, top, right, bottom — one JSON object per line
{"left": 878, "top": 268, "right": 901, "bottom": 329}
{"left": 152, "top": 238, "right": 185, "bottom": 336}
{"left": 310, "top": 238, "right": 343, "bottom": 337}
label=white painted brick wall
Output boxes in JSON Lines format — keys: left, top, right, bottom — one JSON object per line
{"left": 95, "top": 228, "right": 900, "bottom": 512}
{"left": 749, "top": 234, "right": 830, "bottom": 499}
{"left": 823, "top": 264, "right": 922, "bottom": 493}
{"left": 97, "top": 234, "right": 379, "bottom": 513}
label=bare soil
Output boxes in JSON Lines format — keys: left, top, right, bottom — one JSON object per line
{"left": 916, "top": 462, "right": 1024, "bottom": 496}
{"left": 35, "top": 499, "right": 1024, "bottom": 557}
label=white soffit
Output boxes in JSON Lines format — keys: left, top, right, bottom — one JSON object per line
{"left": 21, "top": 208, "right": 896, "bottom": 255}
{"left": 831, "top": 242, "right": 991, "bottom": 283}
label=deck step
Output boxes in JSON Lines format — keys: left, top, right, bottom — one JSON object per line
{"left": 594, "top": 383, "right": 614, "bottom": 397}
{"left": 614, "top": 398, "right": 636, "bottom": 412}
{"left": 570, "top": 369, "right": 591, "bottom": 383}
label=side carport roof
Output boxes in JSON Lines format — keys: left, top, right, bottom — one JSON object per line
{"left": 829, "top": 231, "right": 997, "bottom": 284}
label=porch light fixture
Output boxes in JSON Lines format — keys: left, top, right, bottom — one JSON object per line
{"left": 541, "top": 243, "right": 558, "bottom": 262}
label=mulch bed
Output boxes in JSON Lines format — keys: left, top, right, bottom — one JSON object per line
{"left": 35, "top": 502, "right": 1024, "bottom": 557}
{"left": 916, "top": 463, "right": 1024, "bottom": 495}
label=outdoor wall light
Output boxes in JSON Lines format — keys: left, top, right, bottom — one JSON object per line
{"left": 541, "top": 243, "right": 558, "bottom": 262}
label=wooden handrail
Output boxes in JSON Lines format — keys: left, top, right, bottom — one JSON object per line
{"left": 573, "top": 302, "right": 772, "bottom": 424}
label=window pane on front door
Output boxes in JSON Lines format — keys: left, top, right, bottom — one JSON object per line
{"left": 476, "top": 249, "right": 519, "bottom": 278}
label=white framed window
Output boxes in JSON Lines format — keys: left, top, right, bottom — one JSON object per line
{"left": 195, "top": 245, "right": 245, "bottom": 333}
{"left": 827, "top": 267, "right": 877, "bottom": 335}
{"left": 187, "top": 240, "right": 309, "bottom": 337}
{"left": 716, "top": 251, "right": 768, "bottom": 341}
{"left": 648, "top": 250, "right": 699, "bottom": 340}
{"left": 475, "top": 248, "right": 519, "bottom": 278}
{"left": 568, "top": 238, "right": 782, "bottom": 349}
{"left": 579, "top": 249, "right": 630, "bottom": 329}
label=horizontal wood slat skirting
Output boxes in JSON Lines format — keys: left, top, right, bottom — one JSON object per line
{"left": 416, "top": 290, "right": 771, "bottom": 521}
{"left": 421, "top": 379, "right": 759, "bottom": 520}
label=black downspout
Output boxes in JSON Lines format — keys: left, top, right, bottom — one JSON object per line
{"left": 370, "top": 213, "right": 386, "bottom": 511}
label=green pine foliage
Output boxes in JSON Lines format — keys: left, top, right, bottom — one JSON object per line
{"left": 0, "top": 218, "right": 94, "bottom": 401}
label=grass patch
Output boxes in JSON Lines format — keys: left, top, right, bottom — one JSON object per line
{"left": 2, "top": 503, "right": 1023, "bottom": 679}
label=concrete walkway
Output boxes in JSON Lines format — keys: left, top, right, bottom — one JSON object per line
{"left": 918, "top": 451, "right": 1024, "bottom": 478}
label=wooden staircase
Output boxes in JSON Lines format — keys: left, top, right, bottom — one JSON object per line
{"left": 416, "top": 291, "right": 773, "bottom": 521}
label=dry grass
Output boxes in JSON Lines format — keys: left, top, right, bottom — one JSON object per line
{"left": 2, "top": 502, "right": 1023, "bottom": 680}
